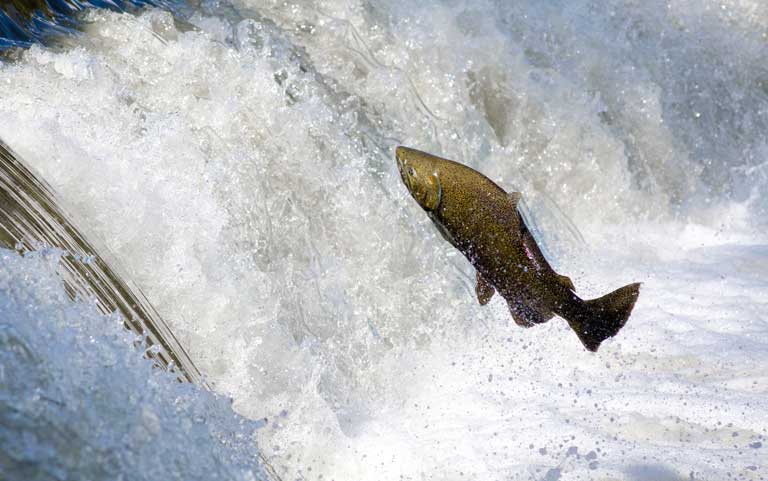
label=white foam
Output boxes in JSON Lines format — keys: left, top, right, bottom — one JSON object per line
{"left": 0, "top": 1, "right": 766, "bottom": 479}
{"left": 0, "top": 248, "right": 267, "bottom": 480}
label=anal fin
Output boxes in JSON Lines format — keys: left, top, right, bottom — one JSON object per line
{"left": 475, "top": 271, "right": 495, "bottom": 305}
{"left": 507, "top": 298, "right": 554, "bottom": 328}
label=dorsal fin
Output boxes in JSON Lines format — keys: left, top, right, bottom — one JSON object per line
{"left": 513, "top": 193, "right": 575, "bottom": 291}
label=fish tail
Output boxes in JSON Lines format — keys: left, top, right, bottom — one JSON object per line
{"left": 560, "top": 283, "right": 641, "bottom": 352}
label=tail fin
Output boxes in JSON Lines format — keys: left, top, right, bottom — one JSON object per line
{"left": 570, "top": 283, "right": 641, "bottom": 352}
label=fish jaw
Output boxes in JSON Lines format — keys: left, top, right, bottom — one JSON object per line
{"left": 395, "top": 146, "right": 425, "bottom": 191}
{"left": 395, "top": 145, "right": 417, "bottom": 164}
{"left": 395, "top": 146, "right": 410, "bottom": 188}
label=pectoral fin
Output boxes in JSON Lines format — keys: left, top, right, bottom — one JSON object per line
{"left": 428, "top": 212, "right": 459, "bottom": 249}
{"left": 475, "top": 271, "right": 495, "bottom": 305}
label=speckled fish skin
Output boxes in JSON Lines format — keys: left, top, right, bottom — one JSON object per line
{"left": 395, "top": 146, "right": 640, "bottom": 352}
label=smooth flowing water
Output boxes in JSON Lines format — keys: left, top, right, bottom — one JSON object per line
{"left": 1, "top": 1, "right": 767, "bottom": 480}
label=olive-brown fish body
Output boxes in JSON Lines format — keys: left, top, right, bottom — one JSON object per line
{"left": 396, "top": 146, "right": 640, "bottom": 351}
{"left": 423, "top": 156, "right": 561, "bottom": 318}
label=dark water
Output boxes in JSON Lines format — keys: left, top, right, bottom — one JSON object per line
{"left": 0, "top": 0, "right": 178, "bottom": 48}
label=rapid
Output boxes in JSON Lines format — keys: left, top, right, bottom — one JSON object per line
{"left": 1, "top": 0, "right": 766, "bottom": 479}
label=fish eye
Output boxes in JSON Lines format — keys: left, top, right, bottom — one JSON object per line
{"left": 407, "top": 166, "right": 416, "bottom": 177}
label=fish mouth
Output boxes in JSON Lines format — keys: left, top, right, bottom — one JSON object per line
{"left": 395, "top": 146, "right": 406, "bottom": 170}
{"left": 395, "top": 146, "right": 417, "bottom": 166}
{"left": 395, "top": 146, "right": 409, "bottom": 186}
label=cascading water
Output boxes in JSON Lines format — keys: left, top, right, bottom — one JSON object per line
{"left": 1, "top": 0, "right": 767, "bottom": 480}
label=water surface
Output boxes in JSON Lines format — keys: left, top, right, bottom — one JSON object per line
{"left": 1, "top": 0, "right": 767, "bottom": 479}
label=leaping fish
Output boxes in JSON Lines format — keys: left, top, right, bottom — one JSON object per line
{"left": 395, "top": 146, "right": 640, "bottom": 351}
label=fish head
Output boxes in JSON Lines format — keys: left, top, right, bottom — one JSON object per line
{"left": 395, "top": 146, "right": 442, "bottom": 212}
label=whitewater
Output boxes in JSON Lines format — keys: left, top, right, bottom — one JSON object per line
{"left": 1, "top": 0, "right": 767, "bottom": 480}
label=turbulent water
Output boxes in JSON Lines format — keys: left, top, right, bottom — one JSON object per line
{"left": 1, "top": 0, "right": 767, "bottom": 480}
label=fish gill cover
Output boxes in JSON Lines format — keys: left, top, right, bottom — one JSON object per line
{"left": 1, "top": 0, "right": 767, "bottom": 480}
